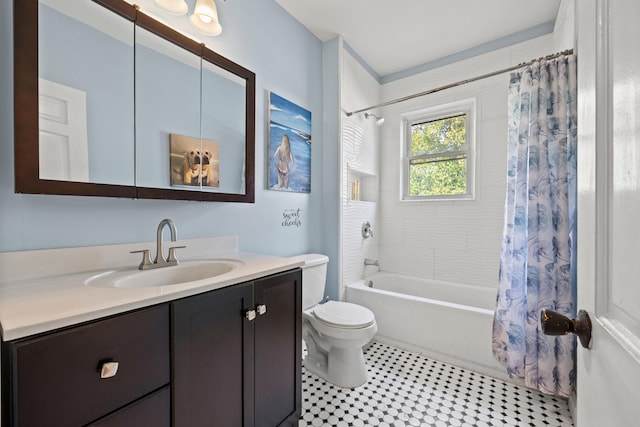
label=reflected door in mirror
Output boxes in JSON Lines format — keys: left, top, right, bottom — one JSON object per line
{"left": 38, "top": 0, "right": 135, "bottom": 185}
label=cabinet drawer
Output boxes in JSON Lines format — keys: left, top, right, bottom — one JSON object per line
{"left": 88, "top": 386, "right": 170, "bottom": 427}
{"left": 6, "top": 304, "right": 170, "bottom": 427}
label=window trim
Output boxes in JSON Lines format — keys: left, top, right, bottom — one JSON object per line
{"left": 401, "top": 98, "right": 476, "bottom": 202}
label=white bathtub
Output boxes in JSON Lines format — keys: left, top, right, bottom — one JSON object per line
{"left": 346, "top": 271, "right": 509, "bottom": 381}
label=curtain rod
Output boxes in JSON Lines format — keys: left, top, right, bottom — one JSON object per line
{"left": 345, "top": 49, "right": 574, "bottom": 117}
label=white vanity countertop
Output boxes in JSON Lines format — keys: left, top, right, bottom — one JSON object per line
{"left": 0, "top": 236, "right": 304, "bottom": 341}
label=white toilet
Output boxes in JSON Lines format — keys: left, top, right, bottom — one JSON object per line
{"left": 292, "top": 253, "right": 377, "bottom": 388}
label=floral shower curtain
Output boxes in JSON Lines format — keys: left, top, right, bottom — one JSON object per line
{"left": 492, "top": 54, "right": 577, "bottom": 397}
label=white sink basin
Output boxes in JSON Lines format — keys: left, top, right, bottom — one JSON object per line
{"left": 85, "top": 259, "right": 245, "bottom": 288}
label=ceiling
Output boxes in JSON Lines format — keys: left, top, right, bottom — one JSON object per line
{"left": 275, "top": 0, "right": 561, "bottom": 79}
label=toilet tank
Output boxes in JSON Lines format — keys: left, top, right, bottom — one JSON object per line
{"left": 290, "top": 253, "right": 329, "bottom": 310}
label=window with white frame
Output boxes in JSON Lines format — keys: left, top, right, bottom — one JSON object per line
{"left": 403, "top": 99, "right": 475, "bottom": 200}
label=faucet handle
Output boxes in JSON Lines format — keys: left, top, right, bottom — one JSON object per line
{"left": 362, "top": 221, "right": 373, "bottom": 239}
{"left": 130, "top": 249, "right": 153, "bottom": 270}
{"left": 167, "top": 246, "right": 186, "bottom": 263}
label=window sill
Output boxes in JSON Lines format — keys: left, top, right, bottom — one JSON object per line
{"left": 399, "top": 195, "right": 476, "bottom": 204}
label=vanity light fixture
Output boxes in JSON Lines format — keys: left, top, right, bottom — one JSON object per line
{"left": 152, "top": 0, "right": 188, "bottom": 15}
{"left": 364, "top": 112, "right": 385, "bottom": 126}
{"left": 189, "top": 0, "right": 223, "bottom": 36}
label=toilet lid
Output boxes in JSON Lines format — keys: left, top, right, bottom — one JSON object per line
{"left": 312, "top": 301, "right": 375, "bottom": 329}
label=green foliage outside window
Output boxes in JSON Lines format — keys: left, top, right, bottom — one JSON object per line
{"left": 409, "top": 115, "right": 467, "bottom": 196}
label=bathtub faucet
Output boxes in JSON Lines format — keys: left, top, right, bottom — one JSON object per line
{"left": 364, "top": 258, "right": 379, "bottom": 267}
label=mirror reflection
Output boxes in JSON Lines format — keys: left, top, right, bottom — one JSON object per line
{"left": 134, "top": 25, "right": 202, "bottom": 192}
{"left": 201, "top": 59, "right": 247, "bottom": 194}
{"left": 17, "top": 0, "right": 255, "bottom": 201}
{"left": 38, "top": 0, "right": 135, "bottom": 185}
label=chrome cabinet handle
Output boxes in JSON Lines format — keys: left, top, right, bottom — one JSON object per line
{"left": 541, "top": 309, "right": 592, "bottom": 349}
{"left": 256, "top": 304, "right": 267, "bottom": 315}
{"left": 99, "top": 361, "right": 119, "bottom": 379}
{"left": 245, "top": 309, "right": 256, "bottom": 321}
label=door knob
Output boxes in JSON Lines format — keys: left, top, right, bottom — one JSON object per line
{"left": 541, "top": 309, "right": 592, "bottom": 349}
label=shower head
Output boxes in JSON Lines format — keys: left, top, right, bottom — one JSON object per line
{"left": 364, "top": 112, "right": 385, "bottom": 126}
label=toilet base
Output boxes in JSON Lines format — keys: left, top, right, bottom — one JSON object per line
{"left": 304, "top": 345, "right": 368, "bottom": 388}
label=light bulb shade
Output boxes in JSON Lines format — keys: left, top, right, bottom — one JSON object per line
{"left": 153, "top": 0, "right": 188, "bottom": 15}
{"left": 189, "top": 0, "right": 222, "bottom": 36}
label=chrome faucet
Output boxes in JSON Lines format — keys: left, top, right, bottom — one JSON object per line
{"left": 364, "top": 258, "right": 379, "bottom": 267}
{"left": 131, "top": 219, "right": 185, "bottom": 270}
{"left": 154, "top": 218, "right": 180, "bottom": 265}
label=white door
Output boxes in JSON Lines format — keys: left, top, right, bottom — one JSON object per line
{"left": 576, "top": 0, "right": 640, "bottom": 425}
{"left": 38, "top": 78, "right": 89, "bottom": 181}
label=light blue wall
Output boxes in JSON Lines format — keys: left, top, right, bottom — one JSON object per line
{"left": 0, "top": 0, "right": 328, "bottom": 273}
{"left": 321, "top": 37, "right": 341, "bottom": 300}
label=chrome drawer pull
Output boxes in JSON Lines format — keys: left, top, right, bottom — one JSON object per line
{"left": 256, "top": 304, "right": 267, "bottom": 315}
{"left": 99, "top": 361, "right": 119, "bottom": 379}
{"left": 245, "top": 310, "right": 256, "bottom": 321}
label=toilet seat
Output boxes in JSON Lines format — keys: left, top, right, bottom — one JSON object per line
{"left": 312, "top": 301, "right": 375, "bottom": 329}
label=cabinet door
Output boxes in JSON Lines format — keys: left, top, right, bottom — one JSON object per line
{"left": 254, "top": 269, "right": 302, "bottom": 427}
{"left": 172, "top": 282, "right": 254, "bottom": 427}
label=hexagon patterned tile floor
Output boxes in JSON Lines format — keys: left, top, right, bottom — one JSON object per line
{"left": 299, "top": 341, "right": 574, "bottom": 427}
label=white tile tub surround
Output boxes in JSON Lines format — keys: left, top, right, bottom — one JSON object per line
{"left": 0, "top": 236, "right": 303, "bottom": 340}
{"left": 340, "top": 48, "right": 381, "bottom": 299}
{"left": 377, "top": 33, "right": 564, "bottom": 291}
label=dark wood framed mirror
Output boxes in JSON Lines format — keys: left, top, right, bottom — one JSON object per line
{"left": 14, "top": 0, "right": 255, "bottom": 202}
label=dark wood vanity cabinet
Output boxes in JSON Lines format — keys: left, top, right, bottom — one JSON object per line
{"left": 87, "top": 386, "right": 171, "bottom": 427}
{"left": 1, "top": 268, "right": 301, "bottom": 427}
{"left": 172, "top": 281, "right": 254, "bottom": 425}
{"left": 1, "top": 305, "right": 171, "bottom": 427}
{"left": 172, "top": 269, "right": 302, "bottom": 427}
{"left": 253, "top": 271, "right": 302, "bottom": 427}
